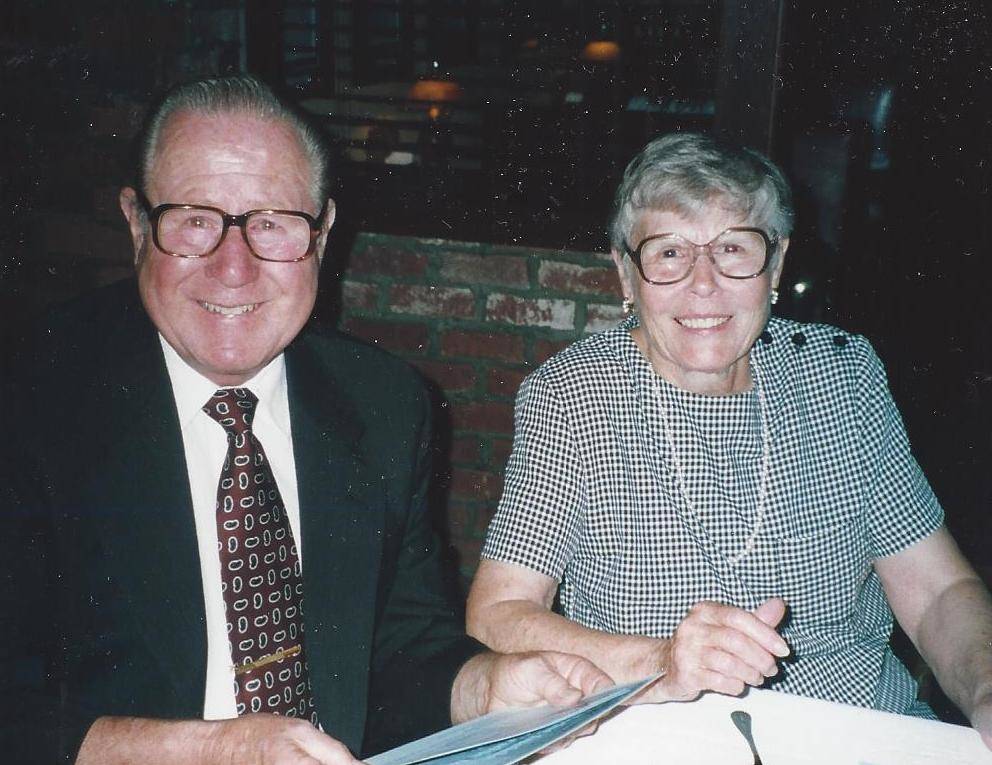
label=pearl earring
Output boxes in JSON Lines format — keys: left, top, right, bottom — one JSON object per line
{"left": 622, "top": 298, "right": 635, "bottom": 315}
{"left": 770, "top": 289, "right": 779, "bottom": 306}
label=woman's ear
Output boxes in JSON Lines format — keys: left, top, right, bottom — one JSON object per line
{"left": 612, "top": 248, "right": 637, "bottom": 305}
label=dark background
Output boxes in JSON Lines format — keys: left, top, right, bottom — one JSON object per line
{"left": 2, "top": 0, "right": 991, "bottom": 720}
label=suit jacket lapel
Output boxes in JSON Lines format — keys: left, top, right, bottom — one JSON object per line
{"left": 286, "top": 333, "right": 384, "bottom": 751}
{"left": 85, "top": 289, "right": 207, "bottom": 712}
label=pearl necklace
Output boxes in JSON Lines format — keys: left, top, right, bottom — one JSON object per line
{"left": 654, "top": 359, "right": 772, "bottom": 566}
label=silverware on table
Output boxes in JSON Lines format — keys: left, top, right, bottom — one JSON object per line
{"left": 731, "top": 710, "right": 763, "bottom": 765}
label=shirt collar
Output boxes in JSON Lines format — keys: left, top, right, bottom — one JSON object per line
{"left": 159, "top": 334, "right": 288, "bottom": 431}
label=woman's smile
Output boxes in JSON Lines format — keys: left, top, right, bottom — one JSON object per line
{"left": 674, "top": 315, "right": 731, "bottom": 330}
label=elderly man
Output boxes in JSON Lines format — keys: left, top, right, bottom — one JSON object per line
{"left": 1, "top": 75, "right": 609, "bottom": 764}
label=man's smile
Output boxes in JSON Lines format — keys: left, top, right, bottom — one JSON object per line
{"left": 198, "top": 300, "right": 261, "bottom": 316}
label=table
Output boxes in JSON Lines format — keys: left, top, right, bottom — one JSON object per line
{"left": 537, "top": 687, "right": 992, "bottom": 765}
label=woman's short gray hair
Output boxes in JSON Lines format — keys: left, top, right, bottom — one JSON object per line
{"left": 136, "top": 74, "right": 330, "bottom": 207}
{"left": 608, "top": 132, "right": 793, "bottom": 252}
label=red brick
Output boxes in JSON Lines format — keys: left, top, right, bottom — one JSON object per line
{"left": 449, "top": 468, "right": 504, "bottom": 503}
{"left": 439, "top": 252, "right": 529, "bottom": 288}
{"left": 470, "top": 507, "right": 499, "bottom": 541}
{"left": 410, "top": 359, "right": 477, "bottom": 392}
{"left": 446, "top": 500, "right": 476, "bottom": 535}
{"left": 489, "top": 437, "right": 514, "bottom": 471}
{"left": 348, "top": 244, "right": 428, "bottom": 278}
{"left": 456, "top": 538, "right": 484, "bottom": 576}
{"left": 487, "top": 366, "right": 528, "bottom": 397}
{"left": 531, "top": 338, "right": 574, "bottom": 365}
{"left": 448, "top": 504, "right": 498, "bottom": 543}
{"left": 451, "top": 436, "right": 482, "bottom": 465}
{"left": 440, "top": 329, "right": 525, "bottom": 363}
{"left": 451, "top": 401, "right": 515, "bottom": 434}
{"left": 538, "top": 261, "right": 619, "bottom": 296}
{"left": 584, "top": 302, "right": 625, "bottom": 334}
{"left": 485, "top": 294, "right": 575, "bottom": 330}
{"left": 390, "top": 284, "right": 475, "bottom": 318}
{"left": 475, "top": 504, "right": 499, "bottom": 534}
{"left": 341, "top": 280, "right": 379, "bottom": 312}
{"left": 342, "top": 318, "right": 429, "bottom": 354}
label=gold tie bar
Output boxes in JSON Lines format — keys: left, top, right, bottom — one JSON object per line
{"left": 233, "top": 644, "right": 302, "bottom": 676}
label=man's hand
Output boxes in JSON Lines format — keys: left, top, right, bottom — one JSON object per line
{"left": 77, "top": 714, "right": 361, "bottom": 765}
{"left": 642, "top": 598, "right": 790, "bottom": 703}
{"left": 204, "top": 715, "right": 360, "bottom": 764}
{"left": 451, "top": 650, "right": 614, "bottom": 723}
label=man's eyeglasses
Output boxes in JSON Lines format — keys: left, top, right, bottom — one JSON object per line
{"left": 138, "top": 194, "right": 326, "bottom": 263}
{"left": 623, "top": 227, "right": 775, "bottom": 285}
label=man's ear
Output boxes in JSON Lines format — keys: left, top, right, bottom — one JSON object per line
{"left": 119, "top": 187, "right": 148, "bottom": 265}
{"left": 315, "top": 198, "right": 336, "bottom": 263}
{"left": 771, "top": 237, "right": 789, "bottom": 290}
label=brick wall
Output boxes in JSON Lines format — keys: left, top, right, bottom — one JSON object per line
{"left": 337, "top": 232, "right": 622, "bottom": 583}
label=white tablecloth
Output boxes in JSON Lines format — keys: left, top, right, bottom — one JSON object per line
{"left": 538, "top": 688, "right": 992, "bottom": 765}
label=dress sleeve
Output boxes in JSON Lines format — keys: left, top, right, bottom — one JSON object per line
{"left": 855, "top": 340, "right": 944, "bottom": 558}
{"left": 481, "top": 369, "right": 585, "bottom": 581}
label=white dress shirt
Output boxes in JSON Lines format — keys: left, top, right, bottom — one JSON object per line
{"left": 160, "top": 336, "right": 303, "bottom": 720}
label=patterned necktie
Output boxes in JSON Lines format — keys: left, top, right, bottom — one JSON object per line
{"left": 203, "top": 388, "right": 318, "bottom": 725}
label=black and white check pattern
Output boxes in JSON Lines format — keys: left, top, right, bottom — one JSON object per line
{"left": 483, "top": 315, "right": 943, "bottom": 714}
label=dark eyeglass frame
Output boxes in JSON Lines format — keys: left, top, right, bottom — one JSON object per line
{"left": 622, "top": 226, "right": 776, "bottom": 285}
{"left": 136, "top": 192, "right": 326, "bottom": 263}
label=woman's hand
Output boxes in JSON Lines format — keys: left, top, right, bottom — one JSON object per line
{"left": 969, "top": 691, "right": 992, "bottom": 750}
{"left": 640, "top": 598, "right": 790, "bottom": 703}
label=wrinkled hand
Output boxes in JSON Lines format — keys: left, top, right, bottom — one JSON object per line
{"left": 483, "top": 651, "right": 614, "bottom": 755}
{"left": 485, "top": 650, "right": 615, "bottom": 712}
{"left": 205, "top": 714, "right": 360, "bottom": 765}
{"left": 645, "top": 598, "right": 790, "bottom": 703}
{"left": 452, "top": 650, "right": 614, "bottom": 724}
{"left": 970, "top": 692, "right": 992, "bottom": 750}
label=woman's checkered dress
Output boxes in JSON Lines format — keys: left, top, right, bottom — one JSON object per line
{"left": 482, "top": 315, "right": 943, "bottom": 715}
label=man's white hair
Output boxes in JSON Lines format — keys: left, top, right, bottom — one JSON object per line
{"left": 137, "top": 74, "right": 330, "bottom": 208}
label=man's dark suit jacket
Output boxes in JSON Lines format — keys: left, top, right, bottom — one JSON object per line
{"left": 2, "top": 279, "right": 481, "bottom": 763}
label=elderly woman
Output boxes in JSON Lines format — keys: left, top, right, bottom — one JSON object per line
{"left": 467, "top": 132, "right": 992, "bottom": 742}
